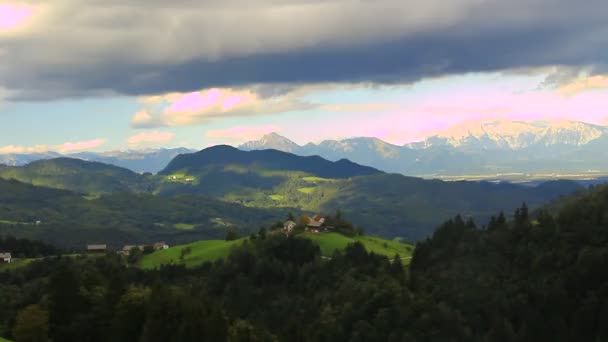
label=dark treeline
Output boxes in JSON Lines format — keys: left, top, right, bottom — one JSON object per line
{"left": 3, "top": 185, "right": 608, "bottom": 341}
{"left": 0, "top": 236, "right": 60, "bottom": 258}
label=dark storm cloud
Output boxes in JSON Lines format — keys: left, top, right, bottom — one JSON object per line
{"left": 1, "top": 0, "right": 607, "bottom": 99}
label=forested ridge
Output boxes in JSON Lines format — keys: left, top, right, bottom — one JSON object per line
{"left": 2, "top": 185, "right": 608, "bottom": 341}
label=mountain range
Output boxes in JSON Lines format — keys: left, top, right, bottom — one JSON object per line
{"left": 0, "top": 148, "right": 194, "bottom": 173}
{"left": 3, "top": 120, "right": 608, "bottom": 177}
{"left": 240, "top": 120, "right": 608, "bottom": 175}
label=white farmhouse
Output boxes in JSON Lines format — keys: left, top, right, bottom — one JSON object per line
{"left": 0, "top": 252, "right": 11, "bottom": 264}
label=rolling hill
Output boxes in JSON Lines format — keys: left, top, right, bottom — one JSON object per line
{"left": 0, "top": 158, "right": 152, "bottom": 194}
{"left": 155, "top": 147, "right": 583, "bottom": 240}
{"left": 138, "top": 232, "right": 414, "bottom": 269}
{"left": 138, "top": 238, "right": 246, "bottom": 269}
{"left": 157, "top": 145, "right": 382, "bottom": 198}
{"left": 161, "top": 145, "right": 382, "bottom": 178}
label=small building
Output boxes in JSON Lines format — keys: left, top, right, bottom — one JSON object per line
{"left": 153, "top": 242, "right": 169, "bottom": 250}
{"left": 0, "top": 252, "right": 11, "bottom": 264}
{"left": 283, "top": 220, "right": 296, "bottom": 234}
{"left": 307, "top": 215, "right": 325, "bottom": 229}
{"left": 121, "top": 245, "right": 144, "bottom": 255}
{"left": 87, "top": 244, "right": 107, "bottom": 253}
{"left": 312, "top": 215, "right": 325, "bottom": 224}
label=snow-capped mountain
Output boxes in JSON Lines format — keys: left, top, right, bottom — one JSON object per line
{"left": 238, "top": 121, "right": 608, "bottom": 175}
{"left": 416, "top": 120, "right": 607, "bottom": 150}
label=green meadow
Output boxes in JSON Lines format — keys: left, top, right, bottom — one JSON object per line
{"left": 138, "top": 239, "right": 246, "bottom": 269}
{"left": 303, "top": 233, "right": 414, "bottom": 262}
{"left": 139, "top": 232, "right": 414, "bottom": 269}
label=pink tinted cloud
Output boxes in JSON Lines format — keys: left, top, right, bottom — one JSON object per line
{"left": 164, "top": 88, "right": 256, "bottom": 119}
{"left": 128, "top": 131, "right": 175, "bottom": 145}
{"left": 405, "top": 83, "right": 608, "bottom": 128}
{"left": 133, "top": 87, "right": 307, "bottom": 128}
{"left": 207, "top": 125, "right": 282, "bottom": 141}
{"left": 300, "top": 75, "right": 608, "bottom": 145}
{"left": 559, "top": 75, "right": 608, "bottom": 95}
{"left": 0, "top": 3, "right": 34, "bottom": 30}
{"left": 58, "top": 139, "right": 106, "bottom": 153}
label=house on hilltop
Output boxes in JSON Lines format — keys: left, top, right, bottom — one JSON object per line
{"left": 307, "top": 215, "right": 325, "bottom": 227}
{"left": 87, "top": 244, "right": 107, "bottom": 253}
{"left": 307, "top": 215, "right": 329, "bottom": 233}
{"left": 154, "top": 242, "right": 169, "bottom": 250}
{"left": 283, "top": 220, "right": 296, "bottom": 235}
{"left": 0, "top": 252, "right": 11, "bottom": 264}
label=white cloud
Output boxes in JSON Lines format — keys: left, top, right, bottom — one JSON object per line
{"left": 0, "top": 144, "right": 49, "bottom": 154}
{"left": 0, "top": 138, "right": 106, "bottom": 154}
{"left": 57, "top": 138, "right": 106, "bottom": 152}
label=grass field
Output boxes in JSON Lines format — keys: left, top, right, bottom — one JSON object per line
{"left": 304, "top": 233, "right": 414, "bottom": 262}
{"left": 140, "top": 232, "right": 414, "bottom": 269}
{"left": 174, "top": 223, "right": 196, "bottom": 230}
{"left": 138, "top": 239, "right": 246, "bottom": 269}
{"left": 302, "top": 176, "right": 334, "bottom": 183}
{"left": 297, "top": 187, "right": 316, "bottom": 194}
{"left": 0, "top": 258, "right": 37, "bottom": 271}
{"left": 0, "top": 219, "right": 32, "bottom": 225}
{"left": 0, "top": 336, "right": 12, "bottom": 342}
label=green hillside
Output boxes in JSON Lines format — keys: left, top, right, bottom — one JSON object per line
{"left": 0, "top": 258, "right": 35, "bottom": 271}
{"left": 0, "top": 158, "right": 151, "bottom": 194}
{"left": 159, "top": 167, "right": 581, "bottom": 240}
{"left": 154, "top": 147, "right": 583, "bottom": 240}
{"left": 156, "top": 145, "right": 382, "bottom": 198}
{"left": 304, "top": 233, "right": 413, "bottom": 261}
{"left": 160, "top": 145, "right": 382, "bottom": 179}
{"left": 0, "top": 179, "right": 284, "bottom": 248}
{"left": 139, "top": 238, "right": 246, "bottom": 269}
{"left": 139, "top": 232, "right": 414, "bottom": 269}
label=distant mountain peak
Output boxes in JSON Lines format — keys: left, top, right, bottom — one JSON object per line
{"left": 239, "top": 132, "right": 301, "bottom": 153}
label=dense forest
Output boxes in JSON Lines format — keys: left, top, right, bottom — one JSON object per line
{"left": 0, "top": 236, "right": 59, "bottom": 259}
{"left": 2, "top": 184, "right": 608, "bottom": 341}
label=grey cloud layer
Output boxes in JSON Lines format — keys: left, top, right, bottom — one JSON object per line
{"left": 1, "top": 0, "right": 607, "bottom": 99}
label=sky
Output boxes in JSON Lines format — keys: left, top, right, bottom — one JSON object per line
{"left": 1, "top": 0, "right": 608, "bottom": 153}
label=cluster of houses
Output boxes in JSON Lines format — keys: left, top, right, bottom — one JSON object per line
{"left": 86, "top": 242, "right": 169, "bottom": 255}
{"left": 0, "top": 252, "right": 11, "bottom": 264}
{"left": 283, "top": 215, "right": 332, "bottom": 235}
